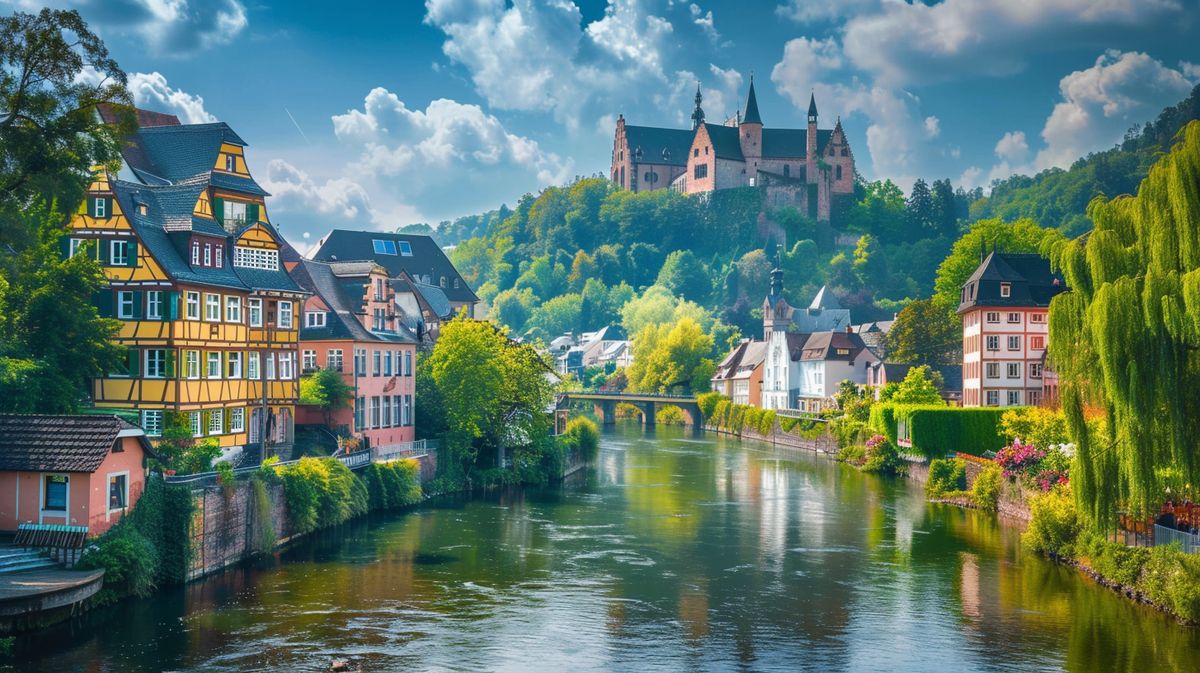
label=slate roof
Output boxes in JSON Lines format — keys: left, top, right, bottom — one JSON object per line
{"left": 292, "top": 259, "right": 416, "bottom": 344}
{"left": 0, "top": 415, "right": 150, "bottom": 473}
{"left": 808, "top": 285, "right": 843, "bottom": 310}
{"left": 704, "top": 123, "right": 744, "bottom": 160}
{"left": 798, "top": 331, "right": 871, "bottom": 362}
{"left": 743, "top": 80, "right": 762, "bottom": 125}
{"left": 309, "top": 230, "right": 479, "bottom": 303}
{"left": 623, "top": 125, "right": 694, "bottom": 167}
{"left": 761, "top": 129, "right": 806, "bottom": 158}
{"left": 210, "top": 171, "right": 269, "bottom": 196}
{"left": 958, "top": 252, "right": 1065, "bottom": 313}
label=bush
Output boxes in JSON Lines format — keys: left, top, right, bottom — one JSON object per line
{"left": 870, "top": 403, "right": 1011, "bottom": 458}
{"left": 927, "top": 458, "right": 967, "bottom": 497}
{"left": 861, "top": 434, "right": 905, "bottom": 475}
{"left": 277, "top": 457, "right": 368, "bottom": 535}
{"left": 511, "top": 435, "right": 566, "bottom": 485}
{"left": 970, "top": 464, "right": 1003, "bottom": 511}
{"left": 362, "top": 459, "right": 423, "bottom": 511}
{"left": 696, "top": 391, "right": 725, "bottom": 420}
{"left": 77, "top": 525, "right": 159, "bottom": 604}
{"left": 565, "top": 416, "right": 600, "bottom": 461}
{"left": 832, "top": 417, "right": 868, "bottom": 449}
{"left": 836, "top": 444, "right": 866, "bottom": 466}
{"left": 249, "top": 476, "right": 276, "bottom": 554}
{"left": 758, "top": 409, "right": 777, "bottom": 436}
{"left": 1141, "top": 546, "right": 1200, "bottom": 622}
{"left": 1022, "top": 488, "right": 1080, "bottom": 557}
{"left": 656, "top": 405, "right": 687, "bottom": 425}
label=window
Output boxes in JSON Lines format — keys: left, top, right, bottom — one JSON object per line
{"left": 382, "top": 395, "right": 392, "bottom": 427}
{"left": 404, "top": 351, "right": 412, "bottom": 376}
{"left": 986, "top": 390, "right": 999, "bottom": 406}
{"left": 1030, "top": 362, "right": 1043, "bottom": 378}
{"left": 192, "top": 241, "right": 200, "bottom": 265}
{"left": 1030, "top": 336, "right": 1045, "bottom": 350}
{"left": 986, "top": 312, "right": 1000, "bottom": 323}
{"left": 209, "top": 409, "right": 224, "bottom": 435}
{"left": 230, "top": 407, "right": 245, "bottom": 432}
{"left": 1000, "top": 282, "right": 1011, "bottom": 298}
{"left": 372, "top": 350, "right": 381, "bottom": 376}
{"left": 69, "top": 238, "right": 86, "bottom": 258}
{"left": 986, "top": 362, "right": 999, "bottom": 379}
{"left": 384, "top": 351, "right": 393, "bottom": 377}
{"left": 1008, "top": 336, "right": 1021, "bottom": 351}
{"left": 374, "top": 308, "right": 386, "bottom": 330}
{"left": 354, "top": 348, "right": 367, "bottom": 376}
{"left": 214, "top": 246, "right": 223, "bottom": 268}
{"left": 399, "top": 241, "right": 412, "bottom": 256}
{"left": 226, "top": 296, "right": 242, "bottom": 323}
{"left": 1028, "top": 390, "right": 1043, "bottom": 406}
{"left": 305, "top": 311, "right": 326, "bottom": 328}
{"left": 227, "top": 352, "right": 242, "bottom": 379}
{"left": 118, "top": 291, "right": 136, "bottom": 319}
{"left": 94, "top": 197, "right": 107, "bottom": 218}
{"left": 693, "top": 148, "right": 699, "bottom": 158}
{"left": 835, "top": 348, "right": 850, "bottom": 356}
{"left": 247, "top": 352, "right": 260, "bottom": 380}
{"left": 141, "top": 410, "right": 163, "bottom": 437}
{"left": 190, "top": 412, "right": 202, "bottom": 437}
{"left": 233, "top": 246, "right": 279, "bottom": 270}
{"left": 145, "top": 349, "right": 166, "bottom": 378}
{"left": 108, "top": 473, "right": 128, "bottom": 512}
{"left": 303, "top": 350, "right": 317, "bottom": 371}
{"left": 43, "top": 475, "right": 68, "bottom": 511}
{"left": 204, "top": 244, "right": 212, "bottom": 267}
{"left": 693, "top": 163, "right": 708, "bottom": 179}
{"left": 392, "top": 396, "right": 401, "bottom": 427}
{"left": 110, "top": 240, "right": 128, "bottom": 266}
{"left": 372, "top": 239, "right": 398, "bottom": 255}
{"left": 147, "top": 291, "right": 163, "bottom": 320}
{"left": 205, "top": 293, "right": 221, "bottom": 321}
{"left": 1007, "top": 363, "right": 1020, "bottom": 378}
{"left": 405, "top": 394, "right": 413, "bottom": 426}
{"left": 1008, "top": 312, "right": 1021, "bottom": 324}
{"left": 278, "top": 301, "right": 293, "bottom": 328}
{"left": 186, "top": 350, "right": 200, "bottom": 379}
{"left": 279, "top": 352, "right": 294, "bottom": 380}
{"left": 1007, "top": 390, "right": 1021, "bottom": 406}
{"left": 986, "top": 335, "right": 999, "bottom": 351}
{"left": 1030, "top": 313, "right": 1046, "bottom": 324}
{"left": 370, "top": 396, "right": 381, "bottom": 428}
{"left": 328, "top": 349, "right": 344, "bottom": 372}
{"left": 224, "top": 200, "right": 247, "bottom": 226}
{"left": 248, "top": 298, "right": 263, "bottom": 327}
{"left": 207, "top": 352, "right": 222, "bottom": 378}
{"left": 440, "top": 276, "right": 447, "bottom": 288}
{"left": 266, "top": 353, "right": 276, "bottom": 380}
{"left": 224, "top": 154, "right": 236, "bottom": 172}
{"left": 186, "top": 291, "right": 200, "bottom": 319}
{"left": 355, "top": 396, "right": 365, "bottom": 430}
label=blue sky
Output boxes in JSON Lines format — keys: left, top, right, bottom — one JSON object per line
{"left": 6, "top": 0, "right": 1198, "bottom": 249}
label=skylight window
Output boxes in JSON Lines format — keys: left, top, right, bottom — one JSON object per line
{"left": 372, "top": 239, "right": 397, "bottom": 255}
{"left": 398, "top": 241, "right": 413, "bottom": 256}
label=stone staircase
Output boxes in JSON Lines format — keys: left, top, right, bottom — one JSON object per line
{"left": 0, "top": 544, "right": 58, "bottom": 575}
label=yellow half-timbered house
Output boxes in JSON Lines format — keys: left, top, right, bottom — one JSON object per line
{"left": 66, "top": 107, "right": 308, "bottom": 459}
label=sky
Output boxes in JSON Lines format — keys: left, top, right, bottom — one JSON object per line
{"left": 6, "top": 0, "right": 1199, "bottom": 250}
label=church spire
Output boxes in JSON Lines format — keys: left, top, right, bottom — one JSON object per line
{"left": 742, "top": 76, "right": 762, "bottom": 125}
{"left": 807, "top": 91, "right": 818, "bottom": 123}
{"left": 691, "top": 82, "right": 705, "bottom": 130}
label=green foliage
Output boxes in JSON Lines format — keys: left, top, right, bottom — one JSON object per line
{"left": 626, "top": 317, "right": 715, "bottom": 394}
{"left": 277, "top": 457, "right": 369, "bottom": 536}
{"left": 887, "top": 299, "right": 960, "bottom": 366}
{"left": 927, "top": 458, "right": 968, "bottom": 497}
{"left": 860, "top": 435, "right": 905, "bottom": 475}
{"left": 509, "top": 435, "right": 567, "bottom": 486}
{"left": 1046, "top": 121, "right": 1200, "bottom": 524}
{"left": 870, "top": 403, "right": 1009, "bottom": 458}
{"left": 890, "top": 365, "right": 945, "bottom": 405}
{"left": 1141, "top": 544, "right": 1200, "bottom": 622}
{"left": 970, "top": 464, "right": 1004, "bottom": 511}
{"left": 249, "top": 476, "right": 276, "bottom": 554}
{"left": 656, "top": 250, "right": 712, "bottom": 303}
{"left": 696, "top": 391, "right": 724, "bottom": 420}
{"left": 1000, "top": 406, "right": 1069, "bottom": 450}
{"left": 565, "top": 416, "right": 600, "bottom": 461}
{"left": 76, "top": 525, "right": 158, "bottom": 604}
{"left": 362, "top": 459, "right": 424, "bottom": 511}
{"left": 299, "top": 368, "right": 355, "bottom": 426}
{"left": 1022, "top": 488, "right": 1081, "bottom": 557}
{"left": 215, "top": 461, "right": 235, "bottom": 488}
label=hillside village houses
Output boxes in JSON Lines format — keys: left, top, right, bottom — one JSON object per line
{"left": 62, "top": 105, "right": 479, "bottom": 463}
{"left": 551, "top": 326, "right": 632, "bottom": 378}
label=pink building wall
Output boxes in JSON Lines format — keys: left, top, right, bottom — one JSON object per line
{"left": 962, "top": 306, "right": 1050, "bottom": 407}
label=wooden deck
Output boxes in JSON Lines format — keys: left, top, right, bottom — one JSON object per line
{"left": 0, "top": 568, "right": 104, "bottom": 633}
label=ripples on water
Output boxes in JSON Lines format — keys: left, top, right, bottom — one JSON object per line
{"left": 7, "top": 424, "right": 1200, "bottom": 672}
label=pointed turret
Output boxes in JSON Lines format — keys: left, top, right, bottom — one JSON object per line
{"left": 807, "top": 91, "right": 818, "bottom": 123}
{"left": 743, "top": 77, "right": 762, "bottom": 125}
{"left": 691, "top": 83, "right": 705, "bottom": 130}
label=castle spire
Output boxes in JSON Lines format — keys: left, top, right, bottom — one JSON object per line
{"left": 807, "top": 91, "right": 818, "bottom": 123}
{"left": 743, "top": 75, "right": 762, "bottom": 125}
{"left": 691, "top": 82, "right": 705, "bottom": 130}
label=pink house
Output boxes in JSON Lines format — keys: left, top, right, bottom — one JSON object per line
{"left": 0, "top": 415, "right": 156, "bottom": 536}
{"left": 288, "top": 259, "right": 418, "bottom": 450}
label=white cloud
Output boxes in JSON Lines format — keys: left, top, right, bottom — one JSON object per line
{"left": 689, "top": 4, "right": 720, "bottom": 44}
{"left": 994, "top": 131, "right": 1029, "bottom": 163}
{"left": 11, "top": 0, "right": 248, "bottom": 55}
{"left": 958, "top": 165, "right": 983, "bottom": 190}
{"left": 1035, "top": 50, "right": 1197, "bottom": 169}
{"left": 924, "top": 116, "right": 940, "bottom": 139}
{"left": 775, "top": 0, "right": 878, "bottom": 25}
{"left": 841, "top": 0, "right": 1185, "bottom": 86}
{"left": 127, "top": 72, "right": 216, "bottom": 124}
{"left": 261, "top": 159, "right": 376, "bottom": 224}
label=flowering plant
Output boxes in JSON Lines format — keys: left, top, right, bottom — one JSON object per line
{"left": 1034, "top": 469, "right": 1070, "bottom": 492}
{"left": 994, "top": 439, "right": 1045, "bottom": 479}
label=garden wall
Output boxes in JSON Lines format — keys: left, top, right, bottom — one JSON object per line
{"left": 705, "top": 423, "right": 838, "bottom": 455}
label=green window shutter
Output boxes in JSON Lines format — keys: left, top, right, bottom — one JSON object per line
{"left": 127, "top": 240, "right": 139, "bottom": 267}
{"left": 247, "top": 203, "right": 259, "bottom": 224}
{"left": 98, "top": 240, "right": 110, "bottom": 265}
{"left": 166, "top": 291, "right": 180, "bottom": 320}
{"left": 213, "top": 197, "right": 225, "bottom": 224}
{"left": 130, "top": 290, "right": 142, "bottom": 319}
{"left": 201, "top": 351, "right": 208, "bottom": 378}
{"left": 105, "top": 198, "right": 113, "bottom": 218}
{"left": 94, "top": 290, "right": 114, "bottom": 318}
{"left": 165, "top": 349, "right": 176, "bottom": 378}
{"left": 59, "top": 235, "right": 71, "bottom": 260}
{"left": 222, "top": 409, "right": 232, "bottom": 434}
{"left": 127, "top": 349, "right": 140, "bottom": 377}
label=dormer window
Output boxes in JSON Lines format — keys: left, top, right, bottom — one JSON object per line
{"left": 305, "top": 311, "right": 327, "bottom": 328}
{"left": 223, "top": 200, "right": 247, "bottom": 226}
{"left": 1000, "top": 282, "right": 1011, "bottom": 298}
{"left": 399, "top": 241, "right": 412, "bottom": 256}
{"left": 225, "top": 154, "right": 236, "bottom": 172}
{"left": 373, "top": 239, "right": 397, "bottom": 255}
{"left": 192, "top": 241, "right": 200, "bottom": 265}
{"left": 137, "top": 203, "right": 148, "bottom": 216}
{"left": 214, "top": 246, "right": 223, "bottom": 268}
{"left": 94, "top": 197, "right": 106, "bottom": 218}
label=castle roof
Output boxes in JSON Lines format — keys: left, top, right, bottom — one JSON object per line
{"left": 743, "top": 78, "right": 762, "bottom": 125}
{"left": 704, "top": 123, "right": 744, "bottom": 160}
{"left": 808, "top": 92, "right": 818, "bottom": 118}
{"left": 957, "top": 252, "right": 1065, "bottom": 313}
{"left": 623, "top": 125, "right": 693, "bottom": 167}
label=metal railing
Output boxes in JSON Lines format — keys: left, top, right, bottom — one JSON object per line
{"left": 566, "top": 390, "right": 697, "bottom": 400}
{"left": 164, "top": 449, "right": 374, "bottom": 486}
{"left": 373, "top": 438, "right": 438, "bottom": 463}
{"left": 1155, "top": 524, "right": 1200, "bottom": 553}
{"left": 775, "top": 408, "right": 827, "bottom": 421}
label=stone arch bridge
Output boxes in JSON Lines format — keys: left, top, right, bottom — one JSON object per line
{"left": 557, "top": 391, "right": 703, "bottom": 429}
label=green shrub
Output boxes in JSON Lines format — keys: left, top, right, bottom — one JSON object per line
{"left": 277, "top": 457, "right": 368, "bottom": 535}
{"left": 565, "top": 416, "right": 600, "bottom": 461}
{"left": 861, "top": 435, "right": 905, "bottom": 475}
{"left": 832, "top": 417, "right": 868, "bottom": 449}
{"left": 656, "top": 405, "right": 687, "bottom": 425}
{"left": 711, "top": 399, "right": 730, "bottom": 429}
{"left": 1022, "top": 488, "right": 1080, "bottom": 557}
{"left": 970, "top": 464, "right": 1004, "bottom": 511}
{"left": 215, "top": 461, "right": 235, "bottom": 488}
{"left": 119, "top": 477, "right": 193, "bottom": 584}
{"left": 742, "top": 407, "right": 762, "bottom": 434}
{"left": 927, "top": 458, "right": 967, "bottom": 497}
{"left": 1080, "top": 534, "right": 1150, "bottom": 588}
{"left": 696, "top": 391, "right": 725, "bottom": 420}
{"left": 870, "top": 403, "right": 1011, "bottom": 458}
{"left": 758, "top": 409, "right": 777, "bottom": 436}
{"left": 249, "top": 476, "right": 276, "bottom": 553}
{"left": 511, "top": 435, "right": 567, "bottom": 485}
{"left": 836, "top": 444, "right": 866, "bottom": 465}
{"left": 77, "top": 525, "right": 159, "bottom": 604}
{"left": 363, "top": 459, "right": 424, "bottom": 511}
{"left": 1141, "top": 544, "right": 1200, "bottom": 622}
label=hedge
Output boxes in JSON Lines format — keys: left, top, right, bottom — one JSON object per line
{"left": 869, "top": 403, "right": 1014, "bottom": 458}
{"left": 701, "top": 393, "right": 780, "bottom": 436}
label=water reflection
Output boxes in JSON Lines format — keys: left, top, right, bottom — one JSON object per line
{"left": 7, "top": 423, "right": 1200, "bottom": 672}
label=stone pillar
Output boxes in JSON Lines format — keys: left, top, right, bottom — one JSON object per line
{"left": 642, "top": 403, "right": 656, "bottom": 427}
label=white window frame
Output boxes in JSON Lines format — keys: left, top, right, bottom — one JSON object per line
{"left": 214, "top": 245, "right": 223, "bottom": 268}
{"left": 247, "top": 352, "right": 260, "bottom": 380}
{"left": 207, "top": 352, "right": 222, "bottom": 379}
{"left": 186, "top": 350, "right": 200, "bottom": 379}
{"left": 248, "top": 298, "right": 263, "bottom": 327}
{"left": 1008, "top": 336, "right": 1021, "bottom": 351}
{"left": 373, "top": 239, "right": 398, "bottom": 255}
{"left": 1007, "top": 312, "right": 1021, "bottom": 324}
{"left": 224, "top": 200, "right": 248, "bottom": 226}
{"left": 205, "top": 293, "right": 221, "bottom": 322}
{"left": 384, "top": 351, "right": 393, "bottom": 377}
{"left": 208, "top": 409, "right": 224, "bottom": 435}
{"left": 278, "top": 301, "right": 293, "bottom": 329}
{"left": 190, "top": 412, "right": 202, "bottom": 438}
{"left": 224, "top": 154, "right": 236, "bottom": 172}
{"left": 191, "top": 242, "right": 200, "bottom": 265}
{"left": 1007, "top": 362, "right": 1020, "bottom": 379}
{"left": 145, "top": 349, "right": 166, "bottom": 378}
{"left": 266, "top": 353, "right": 276, "bottom": 380}
{"left": 392, "top": 396, "right": 401, "bottom": 427}
{"left": 227, "top": 351, "right": 243, "bottom": 379}
{"left": 230, "top": 407, "right": 245, "bottom": 432}
{"left": 106, "top": 471, "right": 130, "bottom": 518}
{"left": 69, "top": 238, "right": 85, "bottom": 258}
{"left": 186, "top": 291, "right": 201, "bottom": 320}
{"left": 328, "top": 349, "right": 344, "bottom": 372}
{"left": 986, "top": 390, "right": 1000, "bottom": 406}
{"left": 1007, "top": 390, "right": 1021, "bottom": 406}
{"left": 1000, "top": 283, "right": 1011, "bottom": 298}
{"left": 985, "top": 312, "right": 1000, "bottom": 323}
{"left": 117, "top": 290, "right": 136, "bottom": 319}
{"left": 1030, "top": 362, "right": 1043, "bottom": 378}
{"left": 985, "top": 362, "right": 999, "bottom": 379}
{"left": 279, "top": 352, "right": 294, "bottom": 380}
{"left": 94, "top": 197, "right": 106, "bottom": 218}
{"left": 233, "top": 246, "right": 279, "bottom": 271}
{"left": 146, "top": 291, "right": 163, "bottom": 320}
{"left": 141, "top": 410, "right": 163, "bottom": 437}
{"left": 986, "top": 335, "right": 999, "bottom": 351}
{"left": 303, "top": 350, "right": 317, "bottom": 371}
{"left": 225, "top": 295, "right": 242, "bottom": 323}
{"left": 41, "top": 473, "right": 70, "bottom": 518}
{"left": 305, "top": 311, "right": 327, "bottom": 328}
{"left": 1030, "top": 313, "right": 1046, "bottom": 324}
{"left": 203, "top": 243, "right": 212, "bottom": 267}
{"left": 382, "top": 395, "right": 392, "bottom": 427}
{"left": 399, "top": 241, "right": 412, "bottom": 256}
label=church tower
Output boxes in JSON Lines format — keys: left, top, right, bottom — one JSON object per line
{"left": 691, "top": 83, "right": 705, "bottom": 130}
{"left": 806, "top": 92, "right": 818, "bottom": 176}
{"left": 739, "top": 77, "right": 763, "bottom": 166}
{"left": 762, "top": 267, "right": 793, "bottom": 340}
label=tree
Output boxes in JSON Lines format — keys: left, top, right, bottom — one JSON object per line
{"left": 656, "top": 250, "right": 711, "bottom": 303}
{"left": 887, "top": 299, "right": 960, "bottom": 366}
{"left": 567, "top": 250, "right": 597, "bottom": 291}
{"left": 626, "top": 242, "right": 664, "bottom": 287}
{"left": 845, "top": 179, "right": 906, "bottom": 243}
{"left": 626, "top": 318, "right": 714, "bottom": 394}
{"left": 931, "top": 218, "right": 1064, "bottom": 317}
{"left": 930, "top": 178, "right": 959, "bottom": 238}
{"left": 1, "top": 8, "right": 133, "bottom": 246}
{"left": 300, "top": 368, "right": 355, "bottom": 429}
{"left": 735, "top": 249, "right": 773, "bottom": 303}
{"left": 1048, "top": 122, "right": 1200, "bottom": 523}
{"left": 905, "top": 178, "right": 935, "bottom": 236}
{"left": 526, "top": 293, "right": 582, "bottom": 340}
{"left": 890, "top": 366, "right": 944, "bottom": 405}
{"left": 489, "top": 287, "right": 537, "bottom": 333}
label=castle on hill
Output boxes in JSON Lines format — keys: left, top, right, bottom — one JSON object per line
{"left": 610, "top": 77, "right": 856, "bottom": 221}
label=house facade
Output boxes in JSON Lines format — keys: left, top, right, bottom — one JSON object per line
{"left": 290, "top": 260, "right": 418, "bottom": 450}
{"left": 794, "top": 331, "right": 880, "bottom": 412}
{"left": 958, "top": 252, "right": 1065, "bottom": 407}
{"left": 71, "top": 107, "right": 308, "bottom": 458}
{"left": 0, "top": 415, "right": 155, "bottom": 536}
{"left": 711, "top": 339, "right": 766, "bottom": 407}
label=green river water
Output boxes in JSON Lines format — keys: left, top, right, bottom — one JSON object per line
{"left": 7, "top": 423, "right": 1200, "bottom": 672}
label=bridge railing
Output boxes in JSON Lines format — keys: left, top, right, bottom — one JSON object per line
{"left": 564, "top": 390, "right": 697, "bottom": 400}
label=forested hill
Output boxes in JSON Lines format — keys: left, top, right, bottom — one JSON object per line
{"left": 970, "top": 85, "right": 1200, "bottom": 236}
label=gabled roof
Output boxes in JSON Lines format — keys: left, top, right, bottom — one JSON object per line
{"left": 0, "top": 414, "right": 151, "bottom": 473}
{"left": 309, "top": 230, "right": 478, "bottom": 303}
{"left": 704, "top": 123, "right": 744, "bottom": 160}
{"left": 743, "top": 79, "right": 762, "bottom": 125}
{"left": 762, "top": 128, "right": 807, "bottom": 158}
{"left": 808, "top": 92, "right": 818, "bottom": 119}
{"left": 798, "top": 331, "right": 870, "bottom": 362}
{"left": 623, "top": 125, "right": 694, "bottom": 167}
{"left": 292, "top": 259, "right": 416, "bottom": 344}
{"left": 808, "top": 285, "right": 843, "bottom": 310}
{"left": 958, "top": 252, "right": 1065, "bottom": 313}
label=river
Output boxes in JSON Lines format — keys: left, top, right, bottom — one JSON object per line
{"left": 7, "top": 423, "right": 1200, "bottom": 672}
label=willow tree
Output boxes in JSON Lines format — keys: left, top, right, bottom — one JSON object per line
{"left": 1047, "top": 121, "right": 1200, "bottom": 525}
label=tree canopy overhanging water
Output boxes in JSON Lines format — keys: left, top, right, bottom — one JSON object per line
{"left": 8, "top": 423, "right": 1200, "bottom": 672}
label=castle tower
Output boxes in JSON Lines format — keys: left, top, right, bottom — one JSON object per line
{"left": 806, "top": 92, "right": 818, "bottom": 176}
{"left": 739, "top": 77, "right": 763, "bottom": 164}
{"left": 691, "top": 83, "right": 705, "bottom": 130}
